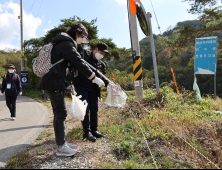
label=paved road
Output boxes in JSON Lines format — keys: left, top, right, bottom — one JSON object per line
{"left": 0, "top": 94, "right": 51, "bottom": 168}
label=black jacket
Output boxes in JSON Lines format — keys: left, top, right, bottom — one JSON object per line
{"left": 1, "top": 72, "right": 22, "bottom": 96}
{"left": 72, "top": 46, "right": 109, "bottom": 98}
{"left": 40, "top": 33, "right": 95, "bottom": 92}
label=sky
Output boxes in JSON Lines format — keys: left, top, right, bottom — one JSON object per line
{"left": 0, "top": 0, "right": 201, "bottom": 51}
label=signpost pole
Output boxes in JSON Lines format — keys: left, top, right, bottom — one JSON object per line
{"left": 147, "top": 12, "right": 160, "bottom": 94}
{"left": 20, "top": 0, "right": 24, "bottom": 71}
{"left": 214, "top": 74, "right": 216, "bottom": 100}
{"left": 127, "top": 0, "right": 144, "bottom": 100}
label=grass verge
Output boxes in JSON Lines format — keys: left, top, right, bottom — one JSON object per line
{"left": 4, "top": 85, "right": 222, "bottom": 169}
{"left": 91, "top": 86, "right": 222, "bottom": 169}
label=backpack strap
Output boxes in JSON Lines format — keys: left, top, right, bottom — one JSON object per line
{"left": 51, "top": 58, "right": 65, "bottom": 68}
{"left": 15, "top": 74, "right": 18, "bottom": 81}
{"left": 4, "top": 74, "right": 18, "bottom": 81}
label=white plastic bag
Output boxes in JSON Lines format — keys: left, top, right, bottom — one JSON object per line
{"left": 104, "top": 83, "right": 127, "bottom": 108}
{"left": 67, "top": 94, "right": 88, "bottom": 121}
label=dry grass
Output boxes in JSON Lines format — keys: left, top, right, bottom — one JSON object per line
{"left": 5, "top": 86, "right": 222, "bottom": 169}
{"left": 95, "top": 87, "right": 222, "bottom": 169}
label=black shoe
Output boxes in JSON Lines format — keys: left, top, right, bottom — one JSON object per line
{"left": 83, "top": 132, "right": 96, "bottom": 142}
{"left": 91, "top": 131, "right": 105, "bottom": 138}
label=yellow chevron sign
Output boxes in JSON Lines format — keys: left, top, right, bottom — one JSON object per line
{"left": 133, "top": 55, "right": 143, "bottom": 81}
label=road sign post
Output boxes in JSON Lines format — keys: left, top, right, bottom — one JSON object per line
{"left": 20, "top": 0, "right": 25, "bottom": 71}
{"left": 127, "top": 0, "right": 144, "bottom": 100}
{"left": 147, "top": 12, "right": 160, "bottom": 94}
{"left": 194, "top": 36, "right": 218, "bottom": 100}
{"left": 127, "top": 0, "right": 160, "bottom": 98}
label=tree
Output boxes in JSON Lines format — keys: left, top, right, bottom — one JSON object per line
{"left": 0, "top": 50, "right": 21, "bottom": 79}
{"left": 167, "top": 0, "right": 222, "bottom": 51}
{"left": 23, "top": 16, "right": 131, "bottom": 87}
{"left": 183, "top": 0, "right": 218, "bottom": 14}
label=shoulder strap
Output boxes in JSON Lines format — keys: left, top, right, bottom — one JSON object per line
{"left": 3, "top": 74, "right": 18, "bottom": 81}
{"left": 51, "top": 58, "right": 65, "bottom": 69}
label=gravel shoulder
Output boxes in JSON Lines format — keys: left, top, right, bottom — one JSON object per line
{"left": 5, "top": 102, "right": 121, "bottom": 169}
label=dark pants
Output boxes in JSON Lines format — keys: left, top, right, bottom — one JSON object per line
{"left": 75, "top": 86, "right": 98, "bottom": 133}
{"left": 46, "top": 90, "right": 67, "bottom": 146}
{"left": 41, "top": 89, "right": 48, "bottom": 100}
{"left": 6, "top": 95, "right": 17, "bottom": 117}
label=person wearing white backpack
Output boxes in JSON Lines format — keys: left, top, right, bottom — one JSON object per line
{"left": 40, "top": 23, "right": 105, "bottom": 157}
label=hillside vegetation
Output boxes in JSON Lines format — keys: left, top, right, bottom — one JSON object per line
{"left": 5, "top": 86, "right": 222, "bottom": 169}
{"left": 3, "top": 1, "right": 222, "bottom": 168}
{"left": 107, "top": 19, "right": 222, "bottom": 97}
{"left": 0, "top": 50, "right": 21, "bottom": 79}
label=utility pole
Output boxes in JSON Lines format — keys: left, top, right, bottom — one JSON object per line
{"left": 127, "top": 0, "right": 144, "bottom": 100}
{"left": 127, "top": 0, "right": 160, "bottom": 97}
{"left": 147, "top": 12, "right": 160, "bottom": 94}
{"left": 20, "top": 0, "right": 25, "bottom": 71}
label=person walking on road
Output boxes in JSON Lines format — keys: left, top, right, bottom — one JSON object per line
{"left": 40, "top": 23, "right": 105, "bottom": 157}
{"left": 1, "top": 64, "right": 22, "bottom": 120}
{"left": 73, "top": 43, "right": 110, "bottom": 142}
{"left": 39, "top": 77, "right": 49, "bottom": 102}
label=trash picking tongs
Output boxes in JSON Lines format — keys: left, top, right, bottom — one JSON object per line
{"left": 83, "top": 60, "right": 113, "bottom": 84}
{"left": 83, "top": 60, "right": 128, "bottom": 108}
{"left": 70, "top": 60, "right": 113, "bottom": 95}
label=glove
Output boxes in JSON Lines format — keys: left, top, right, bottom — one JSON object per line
{"left": 19, "top": 92, "right": 22, "bottom": 96}
{"left": 92, "top": 77, "right": 105, "bottom": 87}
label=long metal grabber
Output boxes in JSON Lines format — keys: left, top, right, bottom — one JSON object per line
{"left": 83, "top": 60, "right": 113, "bottom": 84}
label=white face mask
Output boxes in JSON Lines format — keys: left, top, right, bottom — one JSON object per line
{"left": 95, "top": 53, "right": 104, "bottom": 60}
{"left": 82, "top": 37, "right": 89, "bottom": 44}
{"left": 76, "top": 37, "right": 83, "bottom": 44}
{"left": 8, "top": 69, "right": 14, "bottom": 73}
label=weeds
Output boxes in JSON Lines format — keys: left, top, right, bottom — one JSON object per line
{"left": 66, "top": 127, "right": 83, "bottom": 142}
{"left": 93, "top": 86, "right": 222, "bottom": 169}
{"left": 5, "top": 152, "right": 32, "bottom": 169}
{"left": 37, "top": 131, "right": 54, "bottom": 140}
{"left": 5, "top": 85, "right": 222, "bottom": 169}
{"left": 36, "top": 147, "right": 45, "bottom": 155}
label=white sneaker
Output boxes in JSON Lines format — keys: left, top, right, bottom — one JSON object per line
{"left": 11, "top": 117, "right": 16, "bottom": 121}
{"left": 55, "top": 142, "right": 77, "bottom": 150}
{"left": 56, "top": 142, "right": 77, "bottom": 157}
{"left": 67, "top": 142, "right": 78, "bottom": 150}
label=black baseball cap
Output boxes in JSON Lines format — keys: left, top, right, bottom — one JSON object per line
{"left": 8, "top": 64, "right": 15, "bottom": 69}
{"left": 96, "top": 43, "right": 109, "bottom": 54}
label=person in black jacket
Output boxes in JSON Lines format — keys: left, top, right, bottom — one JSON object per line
{"left": 72, "top": 43, "right": 110, "bottom": 142}
{"left": 1, "top": 64, "right": 22, "bottom": 121}
{"left": 40, "top": 23, "right": 105, "bottom": 157}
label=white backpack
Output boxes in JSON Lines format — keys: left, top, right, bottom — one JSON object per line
{"left": 32, "top": 42, "right": 64, "bottom": 77}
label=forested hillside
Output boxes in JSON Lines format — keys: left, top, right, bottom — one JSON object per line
{"left": 2, "top": 13, "right": 222, "bottom": 98}
{"left": 0, "top": 50, "right": 21, "bottom": 80}
{"left": 107, "top": 19, "right": 222, "bottom": 97}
